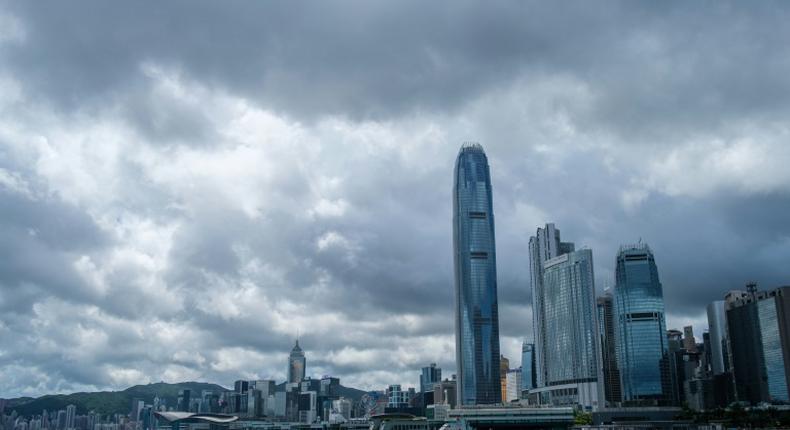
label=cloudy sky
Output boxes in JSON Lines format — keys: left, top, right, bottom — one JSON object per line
{"left": 1, "top": 1, "right": 790, "bottom": 398}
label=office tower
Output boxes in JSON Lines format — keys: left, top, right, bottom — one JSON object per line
{"left": 531, "top": 249, "right": 601, "bottom": 409}
{"left": 420, "top": 363, "right": 442, "bottom": 393}
{"left": 288, "top": 339, "right": 306, "bottom": 384}
{"left": 332, "top": 398, "right": 351, "bottom": 420}
{"left": 614, "top": 243, "right": 672, "bottom": 406}
{"left": 597, "top": 291, "right": 622, "bottom": 405}
{"left": 505, "top": 369, "right": 522, "bottom": 402}
{"left": 707, "top": 301, "right": 728, "bottom": 375}
{"left": 64, "top": 405, "right": 75, "bottom": 430}
{"left": 500, "top": 355, "right": 510, "bottom": 402}
{"left": 234, "top": 380, "right": 249, "bottom": 393}
{"left": 386, "top": 385, "right": 409, "bottom": 408}
{"left": 433, "top": 379, "right": 458, "bottom": 409}
{"left": 529, "top": 223, "right": 575, "bottom": 390}
{"left": 726, "top": 285, "right": 790, "bottom": 404}
{"left": 683, "top": 326, "right": 697, "bottom": 352}
{"left": 177, "top": 390, "right": 191, "bottom": 412}
{"left": 320, "top": 376, "right": 340, "bottom": 398}
{"left": 521, "top": 341, "right": 535, "bottom": 393}
{"left": 452, "top": 143, "right": 502, "bottom": 405}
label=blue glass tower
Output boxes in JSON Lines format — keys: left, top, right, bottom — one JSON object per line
{"left": 614, "top": 244, "right": 672, "bottom": 405}
{"left": 453, "top": 143, "right": 502, "bottom": 405}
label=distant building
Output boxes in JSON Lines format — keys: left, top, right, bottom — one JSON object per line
{"left": 597, "top": 291, "right": 621, "bottom": 406}
{"left": 683, "top": 326, "right": 697, "bottom": 353}
{"left": 530, "top": 248, "right": 601, "bottom": 410}
{"left": 65, "top": 405, "right": 75, "bottom": 430}
{"left": 529, "top": 223, "right": 575, "bottom": 390}
{"left": 452, "top": 143, "right": 502, "bottom": 405}
{"left": 500, "top": 355, "right": 510, "bottom": 402}
{"left": 288, "top": 339, "right": 306, "bottom": 384}
{"left": 387, "top": 385, "right": 409, "bottom": 408}
{"left": 332, "top": 398, "right": 351, "bottom": 419}
{"left": 706, "top": 301, "right": 728, "bottom": 375}
{"left": 614, "top": 243, "right": 672, "bottom": 406}
{"left": 177, "top": 389, "right": 191, "bottom": 412}
{"left": 727, "top": 284, "right": 790, "bottom": 404}
{"left": 420, "top": 363, "right": 441, "bottom": 393}
{"left": 433, "top": 378, "right": 458, "bottom": 409}
{"left": 521, "top": 342, "right": 535, "bottom": 394}
{"left": 505, "top": 369, "right": 522, "bottom": 402}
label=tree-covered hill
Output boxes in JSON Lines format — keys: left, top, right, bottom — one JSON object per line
{"left": 4, "top": 382, "right": 229, "bottom": 417}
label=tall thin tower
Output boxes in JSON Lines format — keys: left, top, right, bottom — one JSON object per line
{"left": 453, "top": 143, "right": 502, "bottom": 405}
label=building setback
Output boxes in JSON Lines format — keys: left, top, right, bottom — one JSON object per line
{"left": 452, "top": 143, "right": 502, "bottom": 405}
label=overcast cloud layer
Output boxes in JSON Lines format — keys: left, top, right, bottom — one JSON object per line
{"left": 2, "top": 1, "right": 790, "bottom": 398}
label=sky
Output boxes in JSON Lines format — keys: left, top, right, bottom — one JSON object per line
{"left": 1, "top": 1, "right": 790, "bottom": 399}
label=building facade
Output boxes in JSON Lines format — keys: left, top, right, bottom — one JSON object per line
{"left": 727, "top": 285, "right": 790, "bottom": 404}
{"left": 597, "top": 291, "right": 622, "bottom": 406}
{"left": 452, "top": 143, "right": 502, "bottom": 405}
{"left": 288, "top": 339, "right": 306, "bottom": 384}
{"left": 420, "top": 363, "right": 442, "bottom": 393}
{"left": 528, "top": 223, "right": 574, "bottom": 390}
{"left": 530, "top": 249, "right": 602, "bottom": 410}
{"left": 521, "top": 341, "right": 536, "bottom": 394}
{"left": 706, "top": 301, "right": 728, "bottom": 375}
{"left": 614, "top": 243, "right": 672, "bottom": 406}
{"left": 505, "top": 369, "right": 523, "bottom": 402}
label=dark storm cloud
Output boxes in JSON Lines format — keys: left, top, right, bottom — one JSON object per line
{"left": 1, "top": 0, "right": 790, "bottom": 398}
{"left": 3, "top": 1, "right": 787, "bottom": 125}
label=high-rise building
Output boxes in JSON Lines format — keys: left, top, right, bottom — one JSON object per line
{"left": 706, "top": 301, "right": 728, "bottom": 375}
{"left": 288, "top": 339, "right": 306, "bottom": 384}
{"left": 500, "top": 355, "right": 510, "bottom": 402}
{"left": 529, "top": 223, "right": 575, "bottom": 392}
{"left": 530, "top": 249, "right": 601, "bottom": 410}
{"left": 452, "top": 143, "right": 502, "bottom": 405}
{"left": 64, "top": 405, "right": 75, "bottom": 430}
{"left": 386, "top": 385, "right": 409, "bottom": 408}
{"left": 521, "top": 341, "right": 535, "bottom": 394}
{"left": 683, "top": 326, "right": 698, "bottom": 352}
{"left": 177, "top": 390, "right": 191, "bottom": 412}
{"left": 597, "top": 291, "right": 622, "bottom": 406}
{"left": 505, "top": 369, "right": 522, "bottom": 402}
{"left": 420, "top": 363, "right": 442, "bottom": 393}
{"left": 614, "top": 243, "right": 672, "bottom": 406}
{"left": 726, "top": 285, "right": 790, "bottom": 404}
{"left": 433, "top": 379, "right": 458, "bottom": 409}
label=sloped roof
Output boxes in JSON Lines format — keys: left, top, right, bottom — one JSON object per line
{"left": 153, "top": 412, "right": 238, "bottom": 424}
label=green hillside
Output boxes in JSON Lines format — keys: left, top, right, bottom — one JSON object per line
{"left": 3, "top": 381, "right": 368, "bottom": 418}
{"left": 5, "top": 382, "right": 229, "bottom": 417}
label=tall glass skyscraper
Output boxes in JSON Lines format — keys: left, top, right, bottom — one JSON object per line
{"left": 614, "top": 244, "right": 672, "bottom": 405}
{"left": 706, "top": 300, "right": 728, "bottom": 375}
{"left": 529, "top": 224, "right": 574, "bottom": 390}
{"left": 453, "top": 143, "right": 502, "bottom": 405}
{"left": 531, "top": 249, "right": 601, "bottom": 409}
{"left": 521, "top": 341, "right": 536, "bottom": 393}
{"left": 726, "top": 285, "right": 790, "bottom": 404}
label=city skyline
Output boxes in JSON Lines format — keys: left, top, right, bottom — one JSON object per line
{"left": 3, "top": 1, "right": 790, "bottom": 400}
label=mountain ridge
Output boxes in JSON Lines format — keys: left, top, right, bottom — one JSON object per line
{"left": 3, "top": 381, "right": 368, "bottom": 417}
